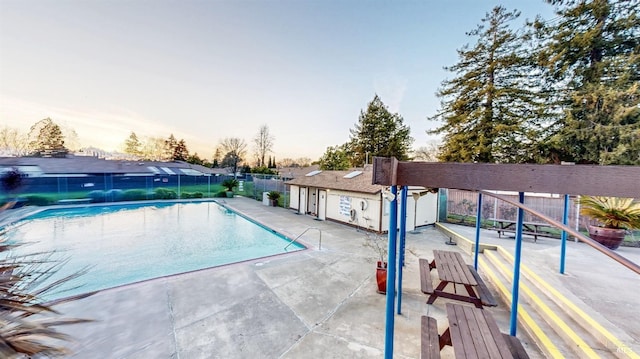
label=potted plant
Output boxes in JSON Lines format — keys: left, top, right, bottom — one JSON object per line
{"left": 578, "top": 196, "right": 640, "bottom": 250}
{"left": 221, "top": 178, "right": 239, "bottom": 198}
{"left": 267, "top": 191, "right": 280, "bottom": 207}
{"left": 363, "top": 232, "right": 389, "bottom": 294}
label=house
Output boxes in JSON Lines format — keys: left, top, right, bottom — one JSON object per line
{"left": 285, "top": 167, "right": 438, "bottom": 232}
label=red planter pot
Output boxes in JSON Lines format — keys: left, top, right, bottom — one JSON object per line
{"left": 588, "top": 225, "right": 626, "bottom": 250}
{"left": 376, "top": 261, "right": 387, "bottom": 294}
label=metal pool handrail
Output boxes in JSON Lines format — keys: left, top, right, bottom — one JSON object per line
{"left": 285, "top": 227, "right": 322, "bottom": 250}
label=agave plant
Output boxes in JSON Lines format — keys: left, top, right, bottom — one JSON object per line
{"left": 0, "top": 242, "right": 93, "bottom": 357}
{"left": 578, "top": 196, "right": 640, "bottom": 230}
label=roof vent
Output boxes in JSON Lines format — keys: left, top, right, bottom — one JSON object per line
{"left": 343, "top": 170, "right": 362, "bottom": 179}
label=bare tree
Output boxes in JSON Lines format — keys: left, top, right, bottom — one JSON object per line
{"left": 253, "top": 125, "right": 274, "bottom": 167}
{"left": 413, "top": 142, "right": 441, "bottom": 162}
{"left": 140, "top": 136, "right": 166, "bottom": 161}
{"left": 218, "top": 137, "right": 247, "bottom": 178}
{"left": 0, "top": 126, "right": 29, "bottom": 156}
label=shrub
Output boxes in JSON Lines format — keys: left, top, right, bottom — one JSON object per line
{"left": 122, "top": 189, "right": 150, "bottom": 201}
{"left": 154, "top": 188, "right": 177, "bottom": 199}
{"left": 88, "top": 190, "right": 106, "bottom": 203}
{"left": 221, "top": 179, "right": 239, "bottom": 192}
{"left": 267, "top": 191, "right": 280, "bottom": 201}
{"left": 182, "top": 192, "right": 193, "bottom": 199}
{"left": 193, "top": 192, "right": 203, "bottom": 198}
{"left": 105, "top": 189, "right": 124, "bottom": 202}
{"left": 23, "top": 194, "right": 54, "bottom": 206}
{"left": 214, "top": 190, "right": 228, "bottom": 198}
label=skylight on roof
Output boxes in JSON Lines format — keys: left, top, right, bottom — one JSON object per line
{"left": 305, "top": 170, "right": 322, "bottom": 177}
{"left": 343, "top": 170, "right": 362, "bottom": 179}
{"left": 179, "top": 168, "right": 202, "bottom": 176}
{"left": 160, "top": 167, "right": 176, "bottom": 175}
{"left": 147, "top": 166, "right": 161, "bottom": 174}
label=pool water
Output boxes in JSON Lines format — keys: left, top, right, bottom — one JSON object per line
{"left": 4, "top": 201, "right": 303, "bottom": 299}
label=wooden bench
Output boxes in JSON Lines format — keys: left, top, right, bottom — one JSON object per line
{"left": 419, "top": 258, "right": 434, "bottom": 294}
{"left": 467, "top": 265, "right": 498, "bottom": 307}
{"left": 421, "top": 316, "right": 441, "bottom": 359}
{"left": 503, "top": 333, "right": 530, "bottom": 359}
{"left": 421, "top": 304, "right": 528, "bottom": 359}
{"left": 489, "top": 219, "right": 558, "bottom": 242}
{"left": 423, "top": 251, "right": 497, "bottom": 308}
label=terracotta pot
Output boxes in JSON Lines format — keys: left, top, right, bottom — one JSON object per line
{"left": 588, "top": 225, "right": 626, "bottom": 250}
{"left": 376, "top": 261, "right": 387, "bottom": 294}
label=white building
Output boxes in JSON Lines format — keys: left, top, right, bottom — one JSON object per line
{"left": 286, "top": 167, "right": 438, "bottom": 233}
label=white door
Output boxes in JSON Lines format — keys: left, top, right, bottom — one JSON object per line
{"left": 318, "top": 190, "right": 327, "bottom": 220}
{"left": 299, "top": 187, "right": 307, "bottom": 214}
{"left": 405, "top": 195, "right": 416, "bottom": 232}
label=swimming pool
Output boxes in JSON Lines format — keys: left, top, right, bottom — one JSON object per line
{"left": 4, "top": 201, "right": 304, "bottom": 299}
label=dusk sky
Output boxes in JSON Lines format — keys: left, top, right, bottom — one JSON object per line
{"left": 1, "top": 0, "right": 554, "bottom": 161}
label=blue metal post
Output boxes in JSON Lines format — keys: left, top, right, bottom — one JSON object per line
{"left": 397, "top": 186, "right": 408, "bottom": 314}
{"left": 560, "top": 194, "right": 570, "bottom": 274}
{"left": 384, "top": 186, "right": 398, "bottom": 359}
{"left": 510, "top": 192, "right": 525, "bottom": 336}
{"left": 474, "top": 192, "right": 483, "bottom": 270}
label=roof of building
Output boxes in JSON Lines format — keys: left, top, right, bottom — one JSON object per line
{"left": 286, "top": 167, "right": 384, "bottom": 194}
{"left": 0, "top": 156, "right": 229, "bottom": 176}
{"left": 278, "top": 165, "right": 320, "bottom": 180}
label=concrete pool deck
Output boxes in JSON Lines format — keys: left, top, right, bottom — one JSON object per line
{"left": 3, "top": 197, "right": 638, "bottom": 358}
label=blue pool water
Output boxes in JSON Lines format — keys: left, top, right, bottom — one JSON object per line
{"left": 4, "top": 201, "right": 304, "bottom": 298}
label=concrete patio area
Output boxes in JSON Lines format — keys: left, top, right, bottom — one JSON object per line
{"left": 4, "top": 196, "right": 637, "bottom": 358}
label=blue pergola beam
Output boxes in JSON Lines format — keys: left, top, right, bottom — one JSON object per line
{"left": 509, "top": 192, "right": 525, "bottom": 336}
{"left": 474, "top": 192, "right": 482, "bottom": 269}
{"left": 560, "top": 194, "right": 570, "bottom": 274}
{"left": 384, "top": 186, "right": 398, "bottom": 359}
{"left": 397, "top": 186, "right": 408, "bottom": 314}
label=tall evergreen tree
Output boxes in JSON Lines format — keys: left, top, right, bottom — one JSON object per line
{"left": 534, "top": 0, "right": 640, "bottom": 164}
{"left": 349, "top": 94, "right": 413, "bottom": 166}
{"left": 163, "top": 134, "right": 178, "bottom": 161}
{"left": 429, "top": 6, "right": 547, "bottom": 163}
{"left": 173, "top": 139, "right": 189, "bottom": 161}
{"left": 124, "top": 132, "right": 142, "bottom": 157}
{"left": 27, "top": 118, "right": 68, "bottom": 157}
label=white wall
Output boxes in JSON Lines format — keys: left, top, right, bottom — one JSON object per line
{"left": 325, "top": 190, "right": 383, "bottom": 231}
{"left": 288, "top": 186, "right": 438, "bottom": 233}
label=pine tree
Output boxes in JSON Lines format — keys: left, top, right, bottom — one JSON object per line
{"left": 349, "top": 94, "right": 413, "bottom": 166}
{"left": 429, "top": 6, "right": 547, "bottom": 163}
{"left": 173, "top": 139, "right": 189, "bottom": 161}
{"left": 124, "top": 132, "right": 142, "bottom": 158}
{"left": 163, "top": 134, "right": 178, "bottom": 161}
{"left": 534, "top": 0, "right": 640, "bottom": 164}
{"left": 28, "top": 118, "right": 68, "bottom": 157}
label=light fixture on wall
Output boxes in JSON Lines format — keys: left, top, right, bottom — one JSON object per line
{"left": 382, "top": 187, "right": 396, "bottom": 202}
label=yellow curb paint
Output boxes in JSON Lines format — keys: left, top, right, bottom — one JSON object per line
{"left": 477, "top": 256, "right": 564, "bottom": 359}
{"left": 483, "top": 250, "right": 600, "bottom": 358}
{"left": 495, "top": 246, "right": 640, "bottom": 359}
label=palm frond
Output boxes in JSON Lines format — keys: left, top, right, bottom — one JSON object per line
{"left": 578, "top": 196, "right": 640, "bottom": 229}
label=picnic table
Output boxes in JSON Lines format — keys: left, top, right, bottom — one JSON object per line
{"left": 420, "top": 250, "right": 497, "bottom": 309}
{"left": 489, "top": 219, "right": 557, "bottom": 242}
{"left": 422, "top": 302, "right": 528, "bottom": 358}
